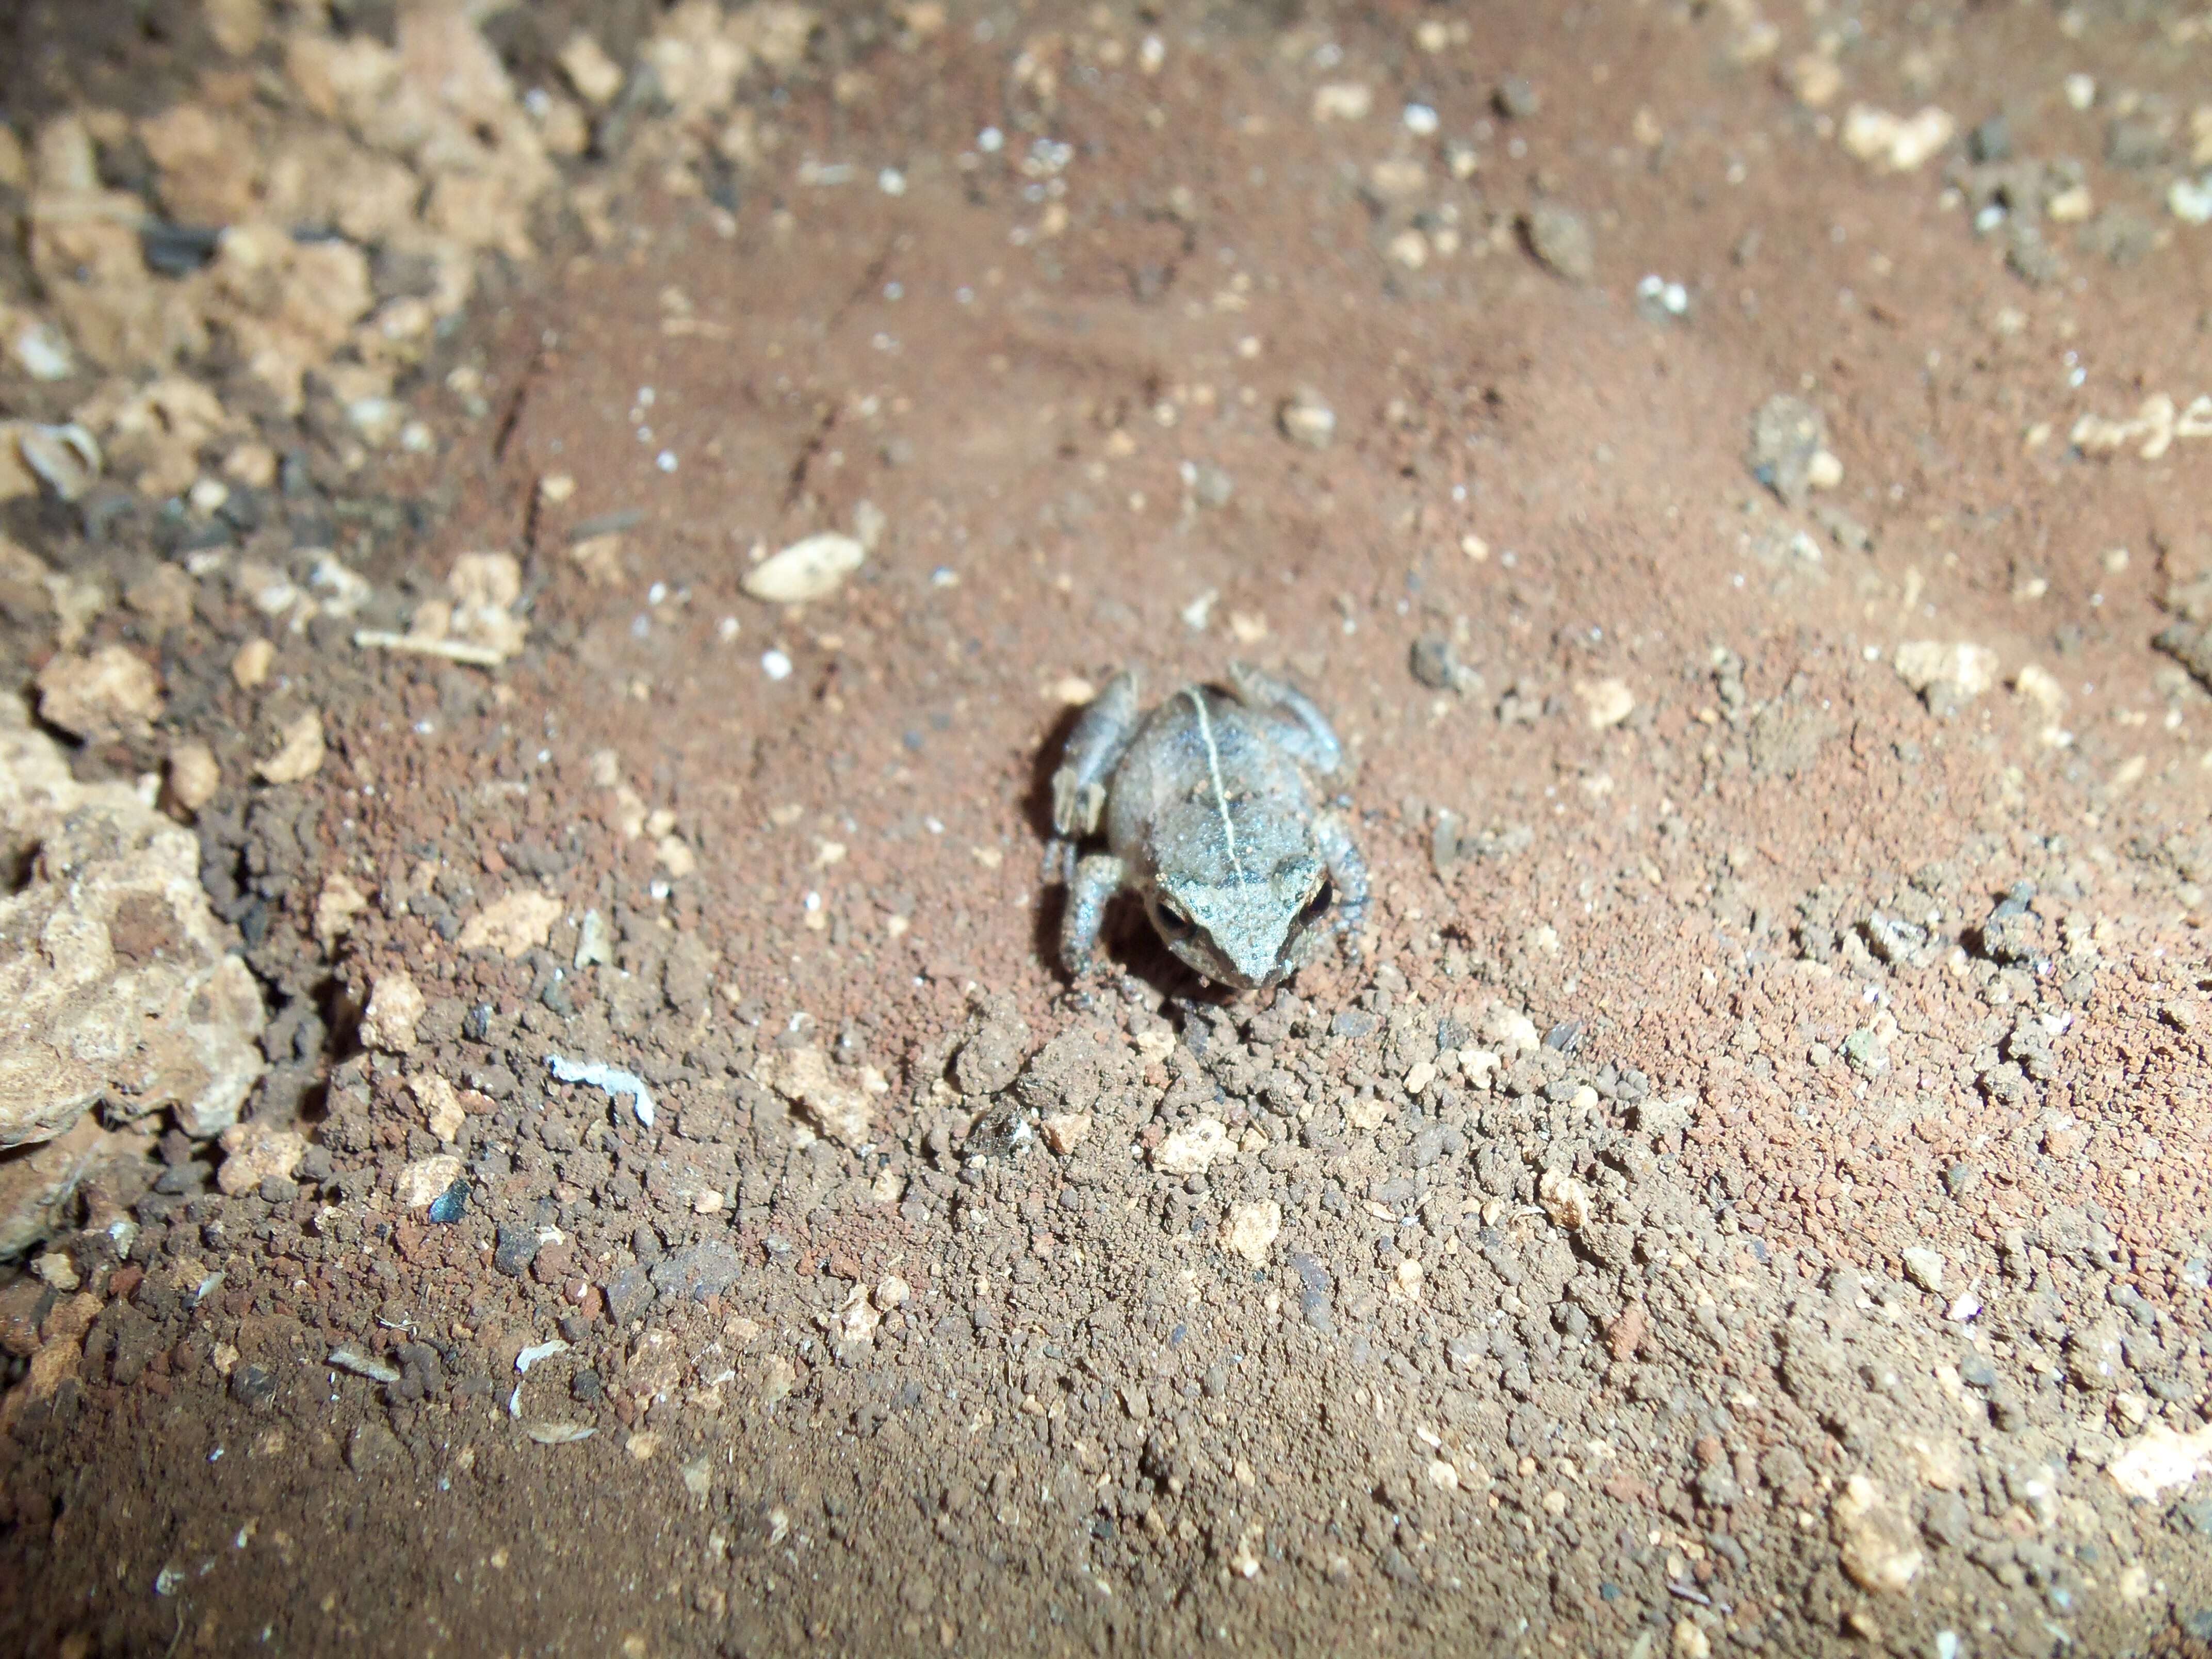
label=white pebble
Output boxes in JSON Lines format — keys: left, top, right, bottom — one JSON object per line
{"left": 762, "top": 649, "right": 793, "bottom": 680}
{"left": 656, "top": 450, "right": 678, "bottom": 471}
{"left": 2170, "top": 176, "right": 2212, "bottom": 226}
{"left": 1312, "top": 82, "right": 1372, "bottom": 122}
{"left": 879, "top": 168, "right": 907, "bottom": 196}
{"left": 978, "top": 126, "right": 1004, "bottom": 153}
{"left": 1403, "top": 103, "right": 1439, "bottom": 136}
{"left": 744, "top": 531, "right": 866, "bottom": 603}
{"left": 13, "top": 321, "right": 73, "bottom": 381}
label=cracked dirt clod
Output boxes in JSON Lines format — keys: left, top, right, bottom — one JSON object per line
{"left": 34, "top": 646, "right": 162, "bottom": 741}
{"left": 0, "top": 697, "right": 263, "bottom": 1164}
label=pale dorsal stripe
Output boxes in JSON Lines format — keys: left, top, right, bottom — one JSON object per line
{"left": 1184, "top": 687, "right": 1246, "bottom": 884}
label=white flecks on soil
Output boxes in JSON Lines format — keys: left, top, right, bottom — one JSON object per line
{"left": 546, "top": 1053, "right": 658, "bottom": 1129}
{"left": 5, "top": 2, "right": 2212, "bottom": 1654}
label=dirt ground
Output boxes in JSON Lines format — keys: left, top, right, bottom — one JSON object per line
{"left": 4, "top": 1, "right": 2212, "bottom": 1654}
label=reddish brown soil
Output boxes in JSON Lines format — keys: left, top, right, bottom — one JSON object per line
{"left": 6, "top": 3, "right": 2212, "bottom": 1656}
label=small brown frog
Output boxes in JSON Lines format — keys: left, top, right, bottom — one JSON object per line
{"left": 1046, "top": 663, "right": 1368, "bottom": 988}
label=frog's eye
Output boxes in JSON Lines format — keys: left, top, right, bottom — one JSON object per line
{"left": 1296, "top": 878, "right": 1333, "bottom": 927}
{"left": 1154, "top": 898, "right": 1195, "bottom": 939}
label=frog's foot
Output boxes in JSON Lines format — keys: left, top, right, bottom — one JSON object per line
{"left": 1060, "top": 852, "right": 1127, "bottom": 978}
{"left": 1050, "top": 773, "right": 1108, "bottom": 842}
{"left": 1051, "top": 670, "right": 1141, "bottom": 837}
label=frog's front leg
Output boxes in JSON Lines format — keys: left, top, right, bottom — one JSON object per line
{"left": 1312, "top": 814, "right": 1369, "bottom": 956}
{"left": 1051, "top": 670, "right": 1142, "bottom": 839}
{"left": 1061, "top": 852, "right": 1128, "bottom": 977}
{"left": 1226, "top": 660, "right": 1342, "bottom": 775}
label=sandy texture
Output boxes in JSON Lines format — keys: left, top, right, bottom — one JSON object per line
{"left": 4, "top": 2, "right": 2212, "bottom": 1656}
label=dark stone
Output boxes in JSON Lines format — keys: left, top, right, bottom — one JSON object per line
{"left": 427, "top": 1179, "right": 469, "bottom": 1224}
{"left": 230, "top": 1364, "right": 276, "bottom": 1408}
{"left": 603, "top": 1263, "right": 652, "bottom": 1325}
{"left": 138, "top": 220, "right": 221, "bottom": 275}
{"left": 1408, "top": 636, "right": 1458, "bottom": 691}
{"left": 493, "top": 1224, "right": 540, "bottom": 1278}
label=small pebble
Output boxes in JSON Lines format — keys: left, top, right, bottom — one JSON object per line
{"left": 12, "top": 322, "right": 73, "bottom": 381}
{"left": 743, "top": 531, "right": 866, "bottom": 604}
{"left": 1967, "top": 113, "right": 2010, "bottom": 164}
{"left": 1311, "top": 83, "right": 1373, "bottom": 123}
{"left": 1747, "top": 393, "right": 1829, "bottom": 507}
{"left": 1524, "top": 202, "right": 1595, "bottom": 283}
{"left": 17, "top": 422, "right": 102, "bottom": 502}
{"left": 427, "top": 1178, "right": 470, "bottom": 1225}
{"left": 2171, "top": 176, "right": 2212, "bottom": 226}
{"left": 762, "top": 649, "right": 793, "bottom": 681}
{"left": 1494, "top": 75, "right": 1540, "bottom": 119}
{"left": 1278, "top": 388, "right": 1336, "bottom": 449}
{"left": 1409, "top": 635, "right": 1459, "bottom": 690}
{"left": 1902, "top": 1247, "right": 1946, "bottom": 1292}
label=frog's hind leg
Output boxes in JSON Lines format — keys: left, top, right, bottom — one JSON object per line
{"left": 1226, "top": 661, "right": 1342, "bottom": 776}
{"left": 1061, "top": 853, "right": 1128, "bottom": 977}
{"left": 1051, "top": 670, "right": 1142, "bottom": 841}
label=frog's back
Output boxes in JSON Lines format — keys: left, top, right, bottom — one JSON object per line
{"left": 1105, "top": 684, "right": 1308, "bottom": 856}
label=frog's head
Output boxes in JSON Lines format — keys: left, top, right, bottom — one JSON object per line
{"left": 1146, "top": 849, "right": 1335, "bottom": 988}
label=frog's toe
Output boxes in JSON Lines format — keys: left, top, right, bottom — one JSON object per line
{"left": 1050, "top": 772, "right": 1107, "bottom": 838}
